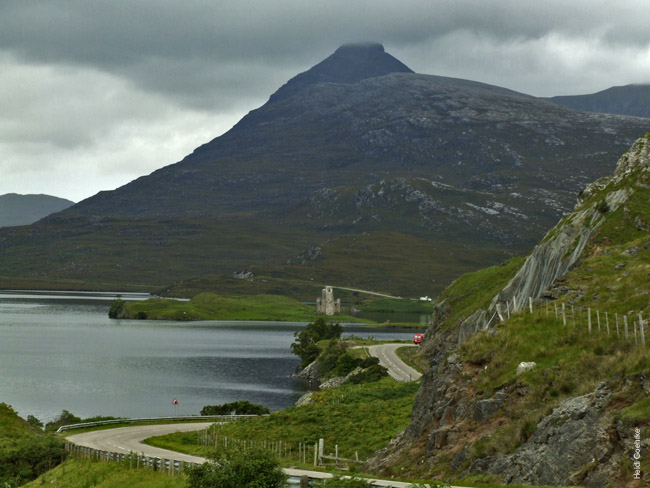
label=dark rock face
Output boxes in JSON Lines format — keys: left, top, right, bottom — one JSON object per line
{"left": 470, "top": 384, "right": 615, "bottom": 488}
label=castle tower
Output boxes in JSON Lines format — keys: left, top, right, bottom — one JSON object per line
{"left": 316, "top": 286, "right": 340, "bottom": 315}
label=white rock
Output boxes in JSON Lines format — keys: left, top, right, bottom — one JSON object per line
{"left": 517, "top": 361, "right": 536, "bottom": 375}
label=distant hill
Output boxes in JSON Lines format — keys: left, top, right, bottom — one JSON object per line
{"left": 0, "top": 193, "right": 74, "bottom": 228}
{"left": 0, "top": 44, "right": 648, "bottom": 295}
{"left": 548, "top": 83, "right": 650, "bottom": 118}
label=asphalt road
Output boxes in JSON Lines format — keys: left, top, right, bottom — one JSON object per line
{"left": 366, "top": 343, "right": 422, "bottom": 382}
{"left": 65, "top": 423, "right": 212, "bottom": 464}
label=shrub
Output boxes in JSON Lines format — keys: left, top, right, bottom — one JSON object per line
{"left": 360, "top": 356, "right": 380, "bottom": 368}
{"left": 44, "top": 410, "right": 81, "bottom": 432}
{"left": 332, "top": 352, "right": 362, "bottom": 377}
{"left": 0, "top": 436, "right": 66, "bottom": 487}
{"left": 348, "top": 364, "right": 388, "bottom": 384}
{"left": 108, "top": 298, "right": 125, "bottom": 318}
{"left": 187, "top": 447, "right": 285, "bottom": 488}
{"left": 596, "top": 199, "right": 610, "bottom": 214}
{"left": 315, "top": 476, "right": 372, "bottom": 487}
{"left": 200, "top": 400, "right": 270, "bottom": 416}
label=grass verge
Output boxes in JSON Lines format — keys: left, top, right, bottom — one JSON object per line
{"left": 23, "top": 458, "right": 186, "bottom": 488}
{"left": 146, "top": 378, "right": 419, "bottom": 463}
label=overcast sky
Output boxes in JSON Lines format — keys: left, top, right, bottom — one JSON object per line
{"left": 1, "top": 0, "right": 649, "bottom": 202}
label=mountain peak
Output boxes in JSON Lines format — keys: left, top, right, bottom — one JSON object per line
{"left": 270, "top": 42, "right": 413, "bottom": 101}
{"left": 334, "top": 41, "right": 386, "bottom": 55}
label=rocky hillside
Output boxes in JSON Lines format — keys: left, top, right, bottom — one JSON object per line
{"left": 0, "top": 44, "right": 648, "bottom": 294}
{"left": 0, "top": 193, "right": 73, "bottom": 228}
{"left": 366, "top": 132, "right": 650, "bottom": 487}
{"left": 549, "top": 83, "right": 650, "bottom": 118}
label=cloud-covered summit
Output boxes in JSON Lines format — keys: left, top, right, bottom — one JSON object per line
{"left": 1, "top": 1, "right": 649, "bottom": 201}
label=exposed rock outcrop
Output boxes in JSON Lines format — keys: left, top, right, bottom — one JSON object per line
{"left": 366, "top": 132, "right": 650, "bottom": 486}
{"left": 469, "top": 383, "right": 617, "bottom": 488}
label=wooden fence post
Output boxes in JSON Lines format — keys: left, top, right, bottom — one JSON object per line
{"left": 606, "top": 312, "right": 610, "bottom": 336}
{"left": 529, "top": 297, "right": 533, "bottom": 314}
{"left": 597, "top": 310, "right": 601, "bottom": 332}
{"left": 624, "top": 315, "right": 629, "bottom": 341}
{"left": 318, "top": 438, "right": 324, "bottom": 465}
{"left": 562, "top": 303, "right": 566, "bottom": 326}
{"left": 572, "top": 305, "right": 575, "bottom": 327}
{"left": 616, "top": 313, "right": 620, "bottom": 337}
{"left": 588, "top": 308, "right": 592, "bottom": 334}
{"left": 640, "top": 313, "right": 646, "bottom": 346}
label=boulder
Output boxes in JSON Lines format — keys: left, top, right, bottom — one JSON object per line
{"left": 516, "top": 361, "right": 536, "bottom": 375}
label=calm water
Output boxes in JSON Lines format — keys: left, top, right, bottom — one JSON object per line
{"left": 0, "top": 292, "right": 413, "bottom": 423}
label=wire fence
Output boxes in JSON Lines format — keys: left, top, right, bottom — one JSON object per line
{"left": 496, "top": 296, "right": 648, "bottom": 347}
{"left": 195, "top": 429, "right": 363, "bottom": 468}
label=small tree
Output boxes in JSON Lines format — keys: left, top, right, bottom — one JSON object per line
{"left": 291, "top": 318, "right": 342, "bottom": 368}
{"left": 44, "top": 410, "right": 81, "bottom": 432}
{"left": 187, "top": 447, "right": 286, "bottom": 488}
{"left": 108, "top": 299, "right": 125, "bottom": 318}
{"left": 26, "top": 415, "right": 43, "bottom": 429}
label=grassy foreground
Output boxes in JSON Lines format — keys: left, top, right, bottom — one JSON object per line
{"left": 23, "top": 458, "right": 185, "bottom": 488}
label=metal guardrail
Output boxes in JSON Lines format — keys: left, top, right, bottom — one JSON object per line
{"left": 56, "top": 414, "right": 265, "bottom": 433}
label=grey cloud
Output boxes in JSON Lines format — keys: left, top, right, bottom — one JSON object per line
{"left": 1, "top": 0, "right": 649, "bottom": 201}
{"left": 4, "top": 0, "right": 649, "bottom": 106}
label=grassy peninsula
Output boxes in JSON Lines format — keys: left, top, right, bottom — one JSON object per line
{"left": 115, "top": 292, "right": 363, "bottom": 322}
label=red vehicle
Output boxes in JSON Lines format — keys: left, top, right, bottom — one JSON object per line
{"left": 413, "top": 333, "right": 425, "bottom": 345}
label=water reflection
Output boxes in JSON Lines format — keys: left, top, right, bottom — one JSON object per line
{"left": 0, "top": 293, "right": 414, "bottom": 422}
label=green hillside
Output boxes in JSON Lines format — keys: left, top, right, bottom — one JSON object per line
{"left": 0, "top": 404, "right": 65, "bottom": 487}
{"left": 367, "top": 132, "right": 650, "bottom": 487}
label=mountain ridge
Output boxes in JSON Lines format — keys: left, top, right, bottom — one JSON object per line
{"left": 548, "top": 83, "right": 650, "bottom": 118}
{"left": 1, "top": 44, "right": 649, "bottom": 294}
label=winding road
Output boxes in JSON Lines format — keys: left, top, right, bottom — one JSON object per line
{"left": 365, "top": 343, "right": 422, "bottom": 382}
{"left": 64, "top": 424, "right": 429, "bottom": 487}
{"left": 66, "top": 423, "right": 211, "bottom": 464}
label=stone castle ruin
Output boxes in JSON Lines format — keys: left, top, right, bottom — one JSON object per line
{"left": 316, "top": 286, "right": 341, "bottom": 315}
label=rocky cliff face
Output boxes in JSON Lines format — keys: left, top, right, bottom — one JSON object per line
{"left": 366, "top": 132, "right": 650, "bottom": 487}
